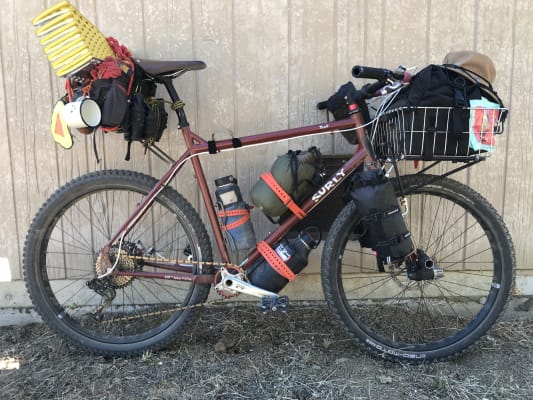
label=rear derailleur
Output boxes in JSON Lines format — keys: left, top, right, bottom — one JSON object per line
{"left": 86, "top": 241, "right": 145, "bottom": 320}
{"left": 86, "top": 276, "right": 116, "bottom": 321}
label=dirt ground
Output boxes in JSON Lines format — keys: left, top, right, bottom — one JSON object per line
{"left": 0, "top": 303, "right": 532, "bottom": 400}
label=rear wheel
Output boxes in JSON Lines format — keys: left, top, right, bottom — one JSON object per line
{"left": 24, "top": 170, "right": 212, "bottom": 357}
{"left": 321, "top": 174, "right": 515, "bottom": 362}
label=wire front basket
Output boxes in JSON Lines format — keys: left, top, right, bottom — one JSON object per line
{"left": 372, "top": 106, "right": 507, "bottom": 162}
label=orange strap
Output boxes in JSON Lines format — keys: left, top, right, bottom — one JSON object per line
{"left": 260, "top": 172, "right": 307, "bottom": 220}
{"left": 217, "top": 209, "right": 250, "bottom": 231}
{"left": 256, "top": 241, "right": 296, "bottom": 281}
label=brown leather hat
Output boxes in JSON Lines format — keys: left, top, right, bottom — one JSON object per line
{"left": 442, "top": 51, "right": 496, "bottom": 85}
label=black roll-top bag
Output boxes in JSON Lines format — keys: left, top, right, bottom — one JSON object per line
{"left": 347, "top": 169, "right": 413, "bottom": 263}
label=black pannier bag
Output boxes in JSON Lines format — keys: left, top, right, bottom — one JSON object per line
{"left": 69, "top": 71, "right": 132, "bottom": 133}
{"left": 373, "top": 52, "right": 507, "bottom": 161}
{"left": 126, "top": 67, "right": 168, "bottom": 144}
{"left": 347, "top": 169, "right": 413, "bottom": 263}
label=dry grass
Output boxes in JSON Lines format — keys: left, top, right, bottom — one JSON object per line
{"left": 0, "top": 303, "right": 531, "bottom": 399}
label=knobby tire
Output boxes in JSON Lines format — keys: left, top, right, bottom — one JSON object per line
{"left": 321, "top": 174, "right": 515, "bottom": 362}
{"left": 23, "top": 170, "right": 212, "bottom": 357}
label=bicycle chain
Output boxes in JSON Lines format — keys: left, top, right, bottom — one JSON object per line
{"left": 123, "top": 254, "right": 237, "bottom": 268}
{"left": 100, "top": 255, "right": 243, "bottom": 323}
{"left": 107, "top": 297, "right": 231, "bottom": 323}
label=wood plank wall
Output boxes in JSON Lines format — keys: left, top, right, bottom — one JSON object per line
{"left": 1, "top": 0, "right": 531, "bottom": 281}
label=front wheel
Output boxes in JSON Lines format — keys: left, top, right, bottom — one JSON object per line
{"left": 23, "top": 170, "right": 212, "bottom": 357}
{"left": 321, "top": 174, "right": 515, "bottom": 362}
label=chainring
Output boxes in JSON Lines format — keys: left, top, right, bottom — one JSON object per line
{"left": 214, "top": 266, "right": 245, "bottom": 298}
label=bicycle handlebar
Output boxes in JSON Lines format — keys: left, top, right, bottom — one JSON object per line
{"left": 352, "top": 65, "right": 409, "bottom": 82}
{"left": 352, "top": 66, "right": 389, "bottom": 80}
{"left": 317, "top": 65, "right": 411, "bottom": 110}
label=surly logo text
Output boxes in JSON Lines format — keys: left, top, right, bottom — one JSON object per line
{"left": 312, "top": 169, "right": 346, "bottom": 202}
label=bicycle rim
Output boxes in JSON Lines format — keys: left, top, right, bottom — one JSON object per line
{"left": 25, "top": 171, "right": 211, "bottom": 355}
{"left": 322, "top": 174, "right": 513, "bottom": 361}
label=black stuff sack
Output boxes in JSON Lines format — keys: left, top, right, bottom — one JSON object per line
{"left": 348, "top": 169, "right": 413, "bottom": 263}
{"left": 325, "top": 82, "right": 358, "bottom": 120}
{"left": 324, "top": 82, "right": 360, "bottom": 144}
{"left": 99, "top": 71, "right": 131, "bottom": 128}
{"left": 87, "top": 71, "right": 132, "bottom": 129}
{"left": 125, "top": 93, "right": 168, "bottom": 144}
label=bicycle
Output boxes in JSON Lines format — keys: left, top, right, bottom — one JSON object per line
{"left": 23, "top": 59, "right": 515, "bottom": 362}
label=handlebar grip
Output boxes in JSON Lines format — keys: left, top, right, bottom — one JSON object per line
{"left": 317, "top": 101, "right": 328, "bottom": 110}
{"left": 352, "top": 65, "right": 390, "bottom": 80}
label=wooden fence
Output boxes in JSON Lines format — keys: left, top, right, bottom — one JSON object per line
{"left": 0, "top": 1, "right": 531, "bottom": 294}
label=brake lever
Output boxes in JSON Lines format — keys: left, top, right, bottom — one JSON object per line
{"left": 376, "top": 81, "right": 404, "bottom": 96}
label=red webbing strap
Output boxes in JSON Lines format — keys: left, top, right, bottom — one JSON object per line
{"left": 260, "top": 172, "right": 307, "bottom": 220}
{"left": 216, "top": 209, "right": 250, "bottom": 231}
{"left": 256, "top": 241, "right": 296, "bottom": 281}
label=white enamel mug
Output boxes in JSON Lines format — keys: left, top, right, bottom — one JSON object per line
{"left": 62, "top": 97, "right": 101, "bottom": 128}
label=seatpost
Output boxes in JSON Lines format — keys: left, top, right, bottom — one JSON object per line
{"left": 162, "top": 78, "right": 189, "bottom": 128}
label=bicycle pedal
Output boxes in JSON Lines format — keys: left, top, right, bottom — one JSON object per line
{"left": 258, "top": 295, "right": 289, "bottom": 313}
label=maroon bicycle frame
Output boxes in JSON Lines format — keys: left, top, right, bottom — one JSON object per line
{"left": 105, "top": 79, "right": 373, "bottom": 284}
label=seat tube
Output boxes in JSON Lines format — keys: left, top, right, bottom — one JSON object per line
{"left": 161, "top": 78, "right": 231, "bottom": 262}
{"left": 162, "top": 78, "right": 189, "bottom": 128}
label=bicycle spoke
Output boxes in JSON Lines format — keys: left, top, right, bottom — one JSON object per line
{"left": 25, "top": 171, "right": 212, "bottom": 355}
{"left": 324, "top": 174, "right": 512, "bottom": 361}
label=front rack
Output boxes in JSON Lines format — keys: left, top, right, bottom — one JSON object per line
{"left": 371, "top": 106, "right": 507, "bottom": 162}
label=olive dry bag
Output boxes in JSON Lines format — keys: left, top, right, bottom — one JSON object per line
{"left": 250, "top": 147, "right": 323, "bottom": 219}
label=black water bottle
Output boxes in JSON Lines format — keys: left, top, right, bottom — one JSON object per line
{"left": 215, "top": 175, "right": 256, "bottom": 252}
{"left": 247, "top": 230, "right": 319, "bottom": 293}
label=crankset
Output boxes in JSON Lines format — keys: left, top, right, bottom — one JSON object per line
{"left": 214, "top": 267, "right": 290, "bottom": 313}
{"left": 214, "top": 267, "right": 279, "bottom": 299}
